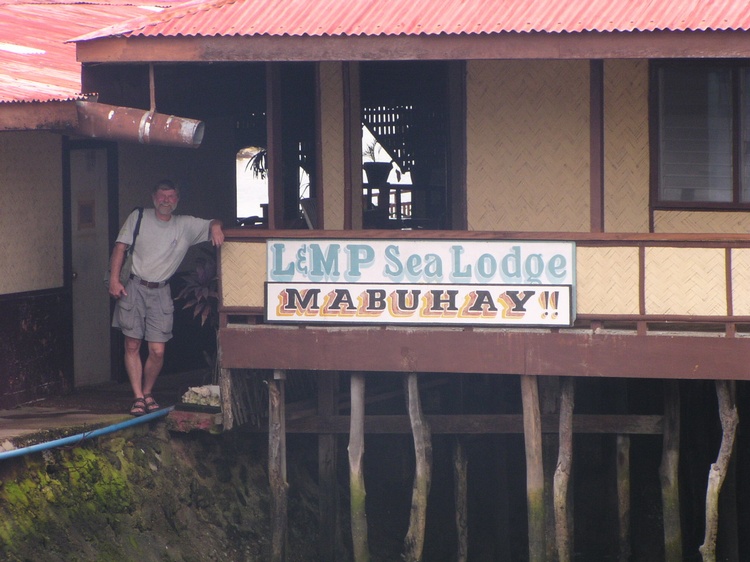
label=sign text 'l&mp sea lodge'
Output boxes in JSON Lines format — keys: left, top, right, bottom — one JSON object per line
{"left": 265, "top": 239, "right": 576, "bottom": 327}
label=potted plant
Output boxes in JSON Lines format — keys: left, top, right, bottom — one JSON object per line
{"left": 362, "top": 140, "right": 393, "bottom": 187}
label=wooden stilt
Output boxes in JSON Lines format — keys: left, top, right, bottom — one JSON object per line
{"left": 660, "top": 380, "right": 682, "bottom": 562}
{"left": 718, "top": 438, "right": 739, "bottom": 562}
{"left": 554, "top": 377, "right": 575, "bottom": 562}
{"left": 452, "top": 437, "right": 468, "bottom": 562}
{"left": 521, "top": 374, "right": 546, "bottom": 562}
{"left": 610, "top": 379, "right": 630, "bottom": 562}
{"left": 403, "top": 372, "right": 433, "bottom": 562}
{"left": 616, "top": 434, "right": 631, "bottom": 562}
{"left": 269, "top": 369, "right": 288, "bottom": 562}
{"left": 700, "top": 380, "right": 738, "bottom": 562}
{"left": 496, "top": 436, "right": 512, "bottom": 558}
{"left": 447, "top": 378, "right": 468, "bottom": 562}
{"left": 493, "top": 376, "right": 511, "bottom": 558}
{"left": 219, "top": 367, "right": 234, "bottom": 431}
{"left": 349, "top": 372, "right": 370, "bottom": 562}
{"left": 318, "top": 371, "right": 339, "bottom": 561}
{"left": 541, "top": 377, "right": 560, "bottom": 561}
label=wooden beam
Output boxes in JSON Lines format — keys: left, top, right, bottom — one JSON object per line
{"left": 221, "top": 227, "right": 750, "bottom": 244}
{"left": 266, "top": 63, "right": 283, "bottom": 230}
{"left": 590, "top": 60, "right": 604, "bottom": 233}
{"left": 448, "top": 60, "right": 467, "bottom": 230}
{"left": 220, "top": 325, "right": 750, "bottom": 381}
{"left": 343, "top": 62, "right": 361, "bottom": 230}
{"left": 269, "top": 413, "right": 664, "bottom": 435}
{"left": 76, "top": 30, "right": 750, "bottom": 64}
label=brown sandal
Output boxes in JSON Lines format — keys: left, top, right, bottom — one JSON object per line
{"left": 143, "top": 394, "right": 160, "bottom": 413}
{"left": 129, "top": 398, "right": 147, "bottom": 416}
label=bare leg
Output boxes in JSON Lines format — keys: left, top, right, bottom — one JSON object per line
{"left": 142, "top": 341, "right": 166, "bottom": 396}
{"left": 124, "top": 336, "right": 144, "bottom": 398}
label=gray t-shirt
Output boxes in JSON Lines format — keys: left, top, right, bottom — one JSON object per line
{"left": 117, "top": 208, "right": 212, "bottom": 283}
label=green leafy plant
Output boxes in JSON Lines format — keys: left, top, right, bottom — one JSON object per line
{"left": 244, "top": 147, "right": 267, "bottom": 179}
{"left": 363, "top": 140, "right": 380, "bottom": 162}
{"left": 175, "top": 247, "right": 218, "bottom": 328}
{"left": 175, "top": 248, "right": 220, "bottom": 382}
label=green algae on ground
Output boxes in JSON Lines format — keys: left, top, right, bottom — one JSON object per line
{"left": 0, "top": 424, "right": 313, "bottom": 562}
{"left": 0, "top": 430, "right": 149, "bottom": 558}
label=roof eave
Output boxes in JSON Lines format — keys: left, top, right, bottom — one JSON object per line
{"left": 76, "top": 29, "right": 750, "bottom": 64}
{"left": 0, "top": 100, "right": 80, "bottom": 131}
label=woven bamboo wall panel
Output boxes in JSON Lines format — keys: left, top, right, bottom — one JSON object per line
{"left": 604, "top": 60, "right": 650, "bottom": 233}
{"left": 221, "top": 241, "right": 266, "bottom": 308}
{"left": 319, "top": 62, "right": 346, "bottom": 230}
{"left": 0, "top": 132, "right": 63, "bottom": 295}
{"left": 576, "top": 246, "right": 640, "bottom": 315}
{"left": 731, "top": 249, "right": 750, "bottom": 316}
{"left": 466, "top": 60, "right": 590, "bottom": 232}
{"left": 654, "top": 210, "right": 750, "bottom": 233}
{"left": 645, "top": 247, "right": 726, "bottom": 316}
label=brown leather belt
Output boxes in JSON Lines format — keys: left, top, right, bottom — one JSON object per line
{"left": 129, "top": 274, "right": 167, "bottom": 289}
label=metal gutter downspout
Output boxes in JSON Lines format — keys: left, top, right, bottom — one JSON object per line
{"left": 74, "top": 101, "right": 204, "bottom": 148}
{"left": 0, "top": 406, "right": 174, "bottom": 461}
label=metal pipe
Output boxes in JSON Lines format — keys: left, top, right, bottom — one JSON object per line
{"left": 74, "top": 101, "right": 204, "bottom": 148}
{"left": 0, "top": 406, "right": 174, "bottom": 461}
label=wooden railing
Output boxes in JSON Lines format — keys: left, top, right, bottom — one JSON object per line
{"left": 219, "top": 229, "right": 750, "bottom": 334}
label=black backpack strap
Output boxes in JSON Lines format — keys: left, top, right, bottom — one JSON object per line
{"left": 131, "top": 207, "right": 144, "bottom": 249}
{"left": 125, "top": 207, "right": 144, "bottom": 258}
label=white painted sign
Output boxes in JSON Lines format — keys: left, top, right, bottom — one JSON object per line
{"left": 265, "top": 239, "right": 576, "bottom": 326}
{"left": 267, "top": 282, "right": 572, "bottom": 326}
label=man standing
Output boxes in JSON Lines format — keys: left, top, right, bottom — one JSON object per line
{"left": 108, "top": 179, "right": 224, "bottom": 415}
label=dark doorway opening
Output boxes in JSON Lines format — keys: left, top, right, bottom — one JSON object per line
{"left": 361, "top": 61, "right": 451, "bottom": 230}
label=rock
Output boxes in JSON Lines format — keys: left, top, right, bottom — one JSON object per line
{"left": 181, "top": 385, "right": 221, "bottom": 407}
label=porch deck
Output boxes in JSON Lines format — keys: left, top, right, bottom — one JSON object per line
{"left": 0, "top": 370, "right": 208, "bottom": 447}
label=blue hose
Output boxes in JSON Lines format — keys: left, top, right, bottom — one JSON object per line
{"left": 0, "top": 406, "right": 174, "bottom": 461}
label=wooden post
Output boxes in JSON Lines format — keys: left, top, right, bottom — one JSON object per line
{"left": 616, "top": 434, "right": 631, "bottom": 562}
{"left": 453, "top": 437, "right": 468, "bottom": 562}
{"left": 700, "top": 380, "right": 738, "bottom": 562}
{"left": 319, "top": 371, "right": 339, "bottom": 561}
{"left": 613, "top": 379, "right": 631, "bottom": 562}
{"left": 403, "top": 372, "right": 433, "bottom": 562}
{"left": 541, "top": 377, "right": 560, "bottom": 561}
{"left": 349, "top": 372, "right": 370, "bottom": 562}
{"left": 554, "top": 377, "right": 575, "bottom": 562}
{"left": 219, "top": 367, "right": 234, "bottom": 431}
{"left": 660, "top": 380, "right": 682, "bottom": 562}
{"left": 269, "top": 369, "right": 288, "bottom": 562}
{"left": 521, "top": 374, "right": 546, "bottom": 562}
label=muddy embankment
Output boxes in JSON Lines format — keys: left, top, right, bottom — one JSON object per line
{"left": 0, "top": 423, "right": 321, "bottom": 562}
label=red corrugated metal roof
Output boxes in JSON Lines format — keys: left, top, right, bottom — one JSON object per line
{"left": 0, "top": 0, "right": 188, "bottom": 104}
{"left": 6, "top": 0, "right": 750, "bottom": 103}
{"left": 73, "top": 0, "right": 750, "bottom": 42}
